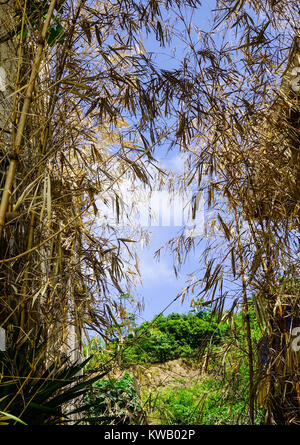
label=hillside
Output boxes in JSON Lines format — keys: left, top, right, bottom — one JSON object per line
{"left": 84, "top": 306, "right": 265, "bottom": 425}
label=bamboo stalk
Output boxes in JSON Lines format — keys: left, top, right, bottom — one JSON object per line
{"left": 0, "top": 136, "right": 157, "bottom": 264}
{"left": 19, "top": 211, "right": 35, "bottom": 335}
{"left": 0, "top": 0, "right": 57, "bottom": 240}
{"left": 234, "top": 209, "right": 255, "bottom": 425}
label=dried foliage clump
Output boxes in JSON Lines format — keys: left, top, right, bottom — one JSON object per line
{"left": 0, "top": 0, "right": 201, "bottom": 365}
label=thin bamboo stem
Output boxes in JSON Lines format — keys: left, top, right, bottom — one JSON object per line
{"left": 234, "top": 209, "right": 255, "bottom": 425}
{"left": 0, "top": 0, "right": 57, "bottom": 240}
{"left": 0, "top": 133, "right": 159, "bottom": 264}
{"left": 19, "top": 211, "right": 35, "bottom": 334}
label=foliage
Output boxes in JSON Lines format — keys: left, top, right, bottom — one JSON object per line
{"left": 0, "top": 331, "right": 109, "bottom": 425}
{"left": 15, "top": 0, "right": 66, "bottom": 46}
{"left": 85, "top": 371, "right": 144, "bottom": 425}
{"left": 151, "top": 0, "right": 300, "bottom": 423}
{"left": 148, "top": 364, "right": 265, "bottom": 425}
{"left": 142, "top": 306, "right": 265, "bottom": 425}
{"left": 83, "top": 305, "right": 267, "bottom": 425}
{"left": 0, "top": 0, "right": 299, "bottom": 425}
{"left": 122, "top": 310, "right": 229, "bottom": 364}
{"left": 83, "top": 336, "right": 112, "bottom": 372}
{"left": 151, "top": 382, "right": 205, "bottom": 425}
{"left": 0, "top": 411, "right": 27, "bottom": 425}
{"left": 85, "top": 307, "right": 231, "bottom": 367}
{"left": 0, "top": 0, "right": 204, "bottom": 375}
{"left": 150, "top": 373, "right": 265, "bottom": 425}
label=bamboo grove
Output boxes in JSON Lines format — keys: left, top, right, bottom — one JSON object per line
{"left": 0, "top": 0, "right": 201, "bottom": 419}
{"left": 157, "top": 0, "right": 300, "bottom": 424}
{"left": 0, "top": 0, "right": 299, "bottom": 424}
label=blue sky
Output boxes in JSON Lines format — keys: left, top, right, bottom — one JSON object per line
{"left": 96, "top": 149, "right": 207, "bottom": 324}
{"left": 133, "top": 225, "right": 202, "bottom": 323}
{"left": 130, "top": 150, "right": 205, "bottom": 323}
{"left": 94, "top": 0, "right": 235, "bottom": 325}
{"left": 126, "top": 0, "right": 218, "bottom": 323}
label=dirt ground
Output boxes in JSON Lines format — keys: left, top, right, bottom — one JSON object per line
{"left": 106, "top": 357, "right": 204, "bottom": 391}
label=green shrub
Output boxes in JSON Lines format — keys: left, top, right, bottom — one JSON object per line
{"left": 146, "top": 359, "right": 264, "bottom": 425}
{"left": 85, "top": 371, "right": 144, "bottom": 424}
{"left": 84, "top": 303, "right": 265, "bottom": 425}
{"left": 120, "top": 309, "right": 230, "bottom": 365}
{"left": 151, "top": 383, "right": 205, "bottom": 424}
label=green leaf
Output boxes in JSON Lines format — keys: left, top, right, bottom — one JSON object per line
{"left": 46, "top": 23, "right": 65, "bottom": 47}
{"left": 22, "top": 28, "right": 28, "bottom": 41}
{"left": 0, "top": 411, "right": 27, "bottom": 425}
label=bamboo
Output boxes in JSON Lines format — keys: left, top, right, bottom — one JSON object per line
{"left": 234, "top": 209, "right": 255, "bottom": 425}
{"left": 19, "top": 211, "right": 35, "bottom": 335}
{"left": 0, "top": 0, "right": 57, "bottom": 240}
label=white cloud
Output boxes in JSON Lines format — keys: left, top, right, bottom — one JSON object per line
{"left": 157, "top": 153, "right": 187, "bottom": 174}
{"left": 138, "top": 255, "right": 175, "bottom": 285}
